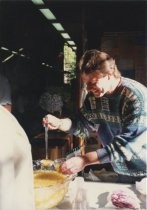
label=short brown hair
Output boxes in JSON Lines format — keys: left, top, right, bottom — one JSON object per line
{"left": 79, "top": 49, "right": 121, "bottom": 78}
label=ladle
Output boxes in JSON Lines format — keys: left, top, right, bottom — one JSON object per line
{"left": 44, "top": 125, "right": 49, "bottom": 160}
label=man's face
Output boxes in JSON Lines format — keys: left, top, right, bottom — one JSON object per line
{"left": 81, "top": 71, "right": 111, "bottom": 98}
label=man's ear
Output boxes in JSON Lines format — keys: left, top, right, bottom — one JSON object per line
{"left": 108, "top": 59, "right": 115, "bottom": 76}
{"left": 110, "top": 59, "right": 115, "bottom": 69}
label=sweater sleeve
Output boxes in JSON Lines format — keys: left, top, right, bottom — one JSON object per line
{"left": 71, "top": 111, "right": 98, "bottom": 139}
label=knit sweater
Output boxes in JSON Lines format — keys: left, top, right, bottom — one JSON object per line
{"left": 72, "top": 77, "right": 147, "bottom": 177}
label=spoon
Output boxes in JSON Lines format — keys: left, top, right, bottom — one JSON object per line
{"left": 45, "top": 125, "right": 49, "bottom": 160}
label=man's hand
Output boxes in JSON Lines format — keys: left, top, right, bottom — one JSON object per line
{"left": 60, "top": 151, "right": 100, "bottom": 175}
{"left": 43, "top": 114, "right": 61, "bottom": 130}
{"left": 43, "top": 114, "right": 72, "bottom": 131}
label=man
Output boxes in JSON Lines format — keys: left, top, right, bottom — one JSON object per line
{"left": 43, "top": 49, "right": 147, "bottom": 182}
{"left": 0, "top": 105, "right": 35, "bottom": 210}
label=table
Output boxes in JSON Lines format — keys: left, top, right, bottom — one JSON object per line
{"left": 54, "top": 177, "right": 146, "bottom": 210}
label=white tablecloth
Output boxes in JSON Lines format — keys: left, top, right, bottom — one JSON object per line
{"left": 53, "top": 177, "right": 146, "bottom": 210}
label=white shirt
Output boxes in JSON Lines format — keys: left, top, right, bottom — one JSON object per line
{"left": 0, "top": 105, "right": 35, "bottom": 210}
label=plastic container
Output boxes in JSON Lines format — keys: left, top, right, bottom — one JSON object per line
{"left": 33, "top": 159, "right": 76, "bottom": 210}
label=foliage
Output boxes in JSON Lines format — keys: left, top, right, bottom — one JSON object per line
{"left": 64, "top": 44, "right": 76, "bottom": 83}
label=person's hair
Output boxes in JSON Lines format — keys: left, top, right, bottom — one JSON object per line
{"left": 79, "top": 49, "right": 121, "bottom": 78}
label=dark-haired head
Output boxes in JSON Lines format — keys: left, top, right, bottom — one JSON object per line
{"left": 79, "top": 49, "right": 121, "bottom": 78}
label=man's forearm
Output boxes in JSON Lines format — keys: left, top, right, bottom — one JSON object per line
{"left": 83, "top": 151, "right": 100, "bottom": 166}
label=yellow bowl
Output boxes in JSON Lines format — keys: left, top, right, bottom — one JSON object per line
{"left": 33, "top": 159, "right": 75, "bottom": 210}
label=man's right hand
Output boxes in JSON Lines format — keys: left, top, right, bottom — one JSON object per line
{"left": 43, "top": 114, "right": 61, "bottom": 130}
{"left": 43, "top": 114, "right": 72, "bottom": 131}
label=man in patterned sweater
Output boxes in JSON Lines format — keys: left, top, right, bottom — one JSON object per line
{"left": 44, "top": 49, "right": 147, "bottom": 182}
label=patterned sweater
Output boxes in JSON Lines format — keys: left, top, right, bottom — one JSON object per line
{"left": 72, "top": 77, "right": 147, "bottom": 177}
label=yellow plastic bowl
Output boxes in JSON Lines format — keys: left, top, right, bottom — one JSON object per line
{"left": 33, "top": 159, "right": 75, "bottom": 210}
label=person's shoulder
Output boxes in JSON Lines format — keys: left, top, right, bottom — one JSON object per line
{"left": 121, "top": 77, "right": 147, "bottom": 92}
{"left": 119, "top": 77, "right": 147, "bottom": 106}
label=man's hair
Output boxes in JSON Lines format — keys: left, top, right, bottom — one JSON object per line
{"left": 79, "top": 49, "right": 121, "bottom": 78}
